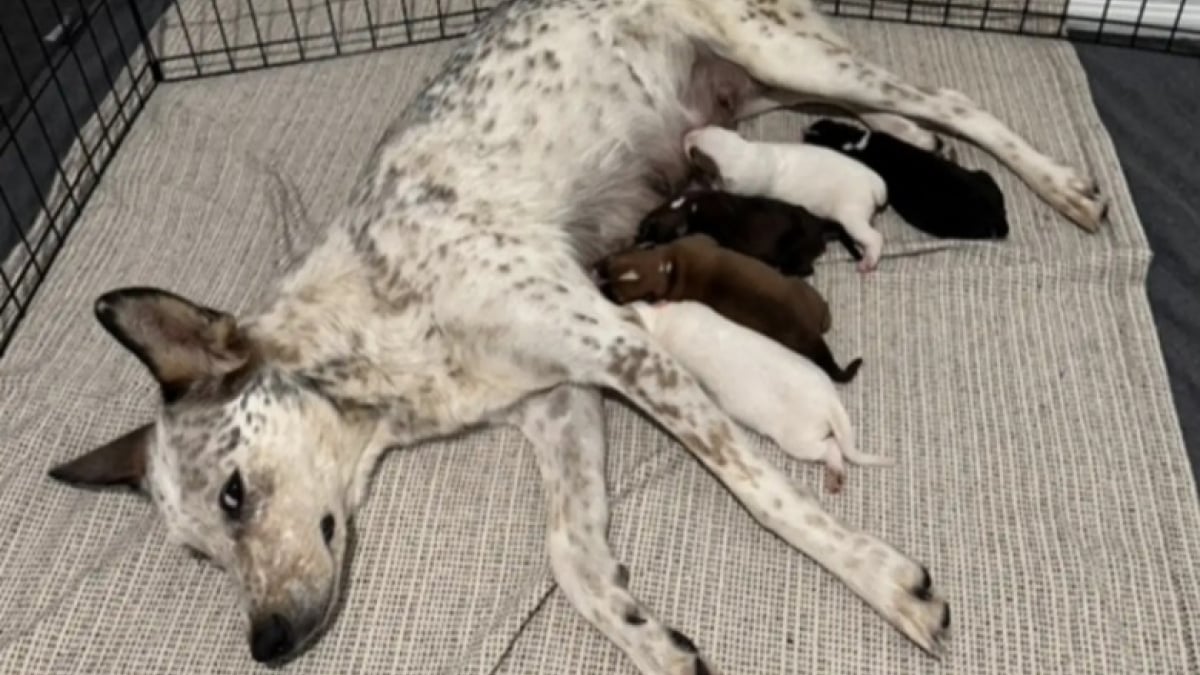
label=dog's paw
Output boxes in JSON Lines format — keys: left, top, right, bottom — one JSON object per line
{"left": 842, "top": 540, "right": 951, "bottom": 656}
{"left": 1039, "top": 165, "right": 1108, "bottom": 232}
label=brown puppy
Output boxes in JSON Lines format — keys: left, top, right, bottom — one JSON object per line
{"left": 636, "top": 189, "right": 863, "bottom": 278}
{"left": 595, "top": 234, "right": 862, "bottom": 383}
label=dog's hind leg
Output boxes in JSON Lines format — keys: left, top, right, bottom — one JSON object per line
{"left": 508, "top": 384, "right": 713, "bottom": 675}
{"left": 736, "top": 91, "right": 949, "bottom": 158}
{"left": 467, "top": 269, "right": 949, "bottom": 656}
{"left": 696, "top": 2, "right": 1107, "bottom": 231}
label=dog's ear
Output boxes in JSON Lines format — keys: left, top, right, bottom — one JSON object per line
{"left": 48, "top": 423, "right": 152, "bottom": 490}
{"left": 93, "top": 287, "right": 251, "bottom": 403}
{"left": 688, "top": 147, "right": 723, "bottom": 189}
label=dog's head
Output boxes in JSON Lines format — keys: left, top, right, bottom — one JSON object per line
{"left": 682, "top": 126, "right": 752, "bottom": 191}
{"left": 804, "top": 119, "right": 869, "bottom": 154}
{"left": 593, "top": 247, "right": 676, "bottom": 305}
{"left": 48, "top": 288, "right": 365, "bottom": 664}
{"left": 637, "top": 194, "right": 702, "bottom": 244}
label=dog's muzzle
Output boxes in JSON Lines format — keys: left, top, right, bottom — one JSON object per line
{"left": 250, "top": 613, "right": 295, "bottom": 663}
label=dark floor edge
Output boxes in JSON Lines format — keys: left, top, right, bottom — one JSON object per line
{"left": 1073, "top": 43, "right": 1200, "bottom": 494}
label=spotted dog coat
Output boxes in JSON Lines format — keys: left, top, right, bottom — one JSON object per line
{"left": 48, "top": 0, "right": 1105, "bottom": 672}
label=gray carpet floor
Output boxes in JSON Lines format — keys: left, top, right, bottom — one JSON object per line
{"left": 1075, "top": 44, "right": 1200, "bottom": 490}
{"left": 0, "top": 16, "right": 1198, "bottom": 675}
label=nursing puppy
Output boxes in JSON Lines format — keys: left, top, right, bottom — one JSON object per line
{"left": 683, "top": 125, "right": 888, "bottom": 272}
{"left": 631, "top": 300, "right": 893, "bottom": 493}
{"left": 595, "top": 234, "right": 863, "bottom": 383}
{"left": 804, "top": 118, "right": 1009, "bottom": 239}
{"left": 636, "top": 189, "right": 863, "bottom": 277}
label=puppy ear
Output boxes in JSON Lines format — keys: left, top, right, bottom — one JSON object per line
{"left": 48, "top": 424, "right": 152, "bottom": 490}
{"left": 94, "top": 287, "right": 251, "bottom": 403}
{"left": 688, "top": 147, "right": 723, "bottom": 188}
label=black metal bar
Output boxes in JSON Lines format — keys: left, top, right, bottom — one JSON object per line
{"left": 363, "top": 0, "right": 378, "bottom": 49}
{"left": 207, "top": 0, "right": 238, "bottom": 71}
{"left": 244, "top": 0, "right": 271, "bottom": 66}
{"left": 98, "top": 0, "right": 141, "bottom": 81}
{"left": 0, "top": 263, "right": 22, "bottom": 314}
{"left": 70, "top": 0, "right": 133, "bottom": 126}
{"left": 400, "top": 0, "right": 415, "bottom": 43}
{"left": 45, "top": 0, "right": 119, "bottom": 152}
{"left": 435, "top": 0, "right": 447, "bottom": 38}
{"left": 127, "top": 0, "right": 164, "bottom": 80}
{"left": 1095, "top": 0, "right": 1117, "bottom": 42}
{"left": 153, "top": 7, "right": 489, "bottom": 81}
{"left": 171, "top": 0, "right": 204, "bottom": 76}
{"left": 0, "top": 56, "right": 157, "bottom": 359}
{"left": 16, "top": 0, "right": 102, "bottom": 184}
{"left": 1016, "top": 0, "right": 1034, "bottom": 34}
{"left": 0, "top": 0, "right": 143, "bottom": 152}
{"left": 323, "top": 0, "right": 343, "bottom": 55}
{"left": 0, "top": 171, "right": 47, "bottom": 278}
{"left": 0, "top": 29, "right": 81, "bottom": 232}
{"left": 1165, "top": 0, "right": 1188, "bottom": 50}
{"left": 283, "top": 0, "right": 308, "bottom": 60}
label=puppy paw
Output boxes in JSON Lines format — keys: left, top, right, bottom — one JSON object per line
{"left": 856, "top": 248, "right": 881, "bottom": 273}
{"left": 855, "top": 230, "right": 883, "bottom": 272}
{"left": 824, "top": 466, "right": 846, "bottom": 494}
{"left": 932, "top": 135, "right": 957, "bottom": 163}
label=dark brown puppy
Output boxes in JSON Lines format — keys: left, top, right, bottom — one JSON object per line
{"left": 595, "top": 234, "right": 862, "bottom": 383}
{"left": 637, "top": 190, "right": 862, "bottom": 278}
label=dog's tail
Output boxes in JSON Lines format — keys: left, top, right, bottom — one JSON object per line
{"left": 828, "top": 396, "right": 895, "bottom": 467}
{"left": 809, "top": 338, "right": 863, "bottom": 384}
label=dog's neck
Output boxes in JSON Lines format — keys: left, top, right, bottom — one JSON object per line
{"left": 240, "top": 226, "right": 463, "bottom": 506}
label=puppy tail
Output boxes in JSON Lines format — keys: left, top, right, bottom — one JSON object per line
{"left": 829, "top": 398, "right": 895, "bottom": 467}
{"left": 811, "top": 338, "right": 862, "bottom": 384}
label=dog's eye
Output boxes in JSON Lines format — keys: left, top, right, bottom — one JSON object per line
{"left": 219, "top": 470, "right": 244, "bottom": 518}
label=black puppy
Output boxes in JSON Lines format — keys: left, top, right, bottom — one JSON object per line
{"left": 636, "top": 190, "right": 862, "bottom": 278}
{"left": 803, "top": 119, "right": 1009, "bottom": 240}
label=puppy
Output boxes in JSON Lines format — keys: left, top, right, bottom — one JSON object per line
{"left": 804, "top": 118, "right": 1009, "bottom": 240}
{"left": 631, "top": 300, "right": 893, "bottom": 493}
{"left": 682, "top": 125, "right": 887, "bottom": 272}
{"left": 595, "top": 234, "right": 863, "bottom": 383}
{"left": 636, "top": 189, "right": 863, "bottom": 277}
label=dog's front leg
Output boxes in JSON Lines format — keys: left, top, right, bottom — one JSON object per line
{"left": 509, "top": 384, "right": 718, "bottom": 675}
{"left": 463, "top": 266, "right": 950, "bottom": 657}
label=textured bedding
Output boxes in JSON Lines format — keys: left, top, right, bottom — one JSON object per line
{"left": 1, "top": 16, "right": 1198, "bottom": 675}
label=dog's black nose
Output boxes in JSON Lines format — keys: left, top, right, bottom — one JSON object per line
{"left": 250, "top": 613, "right": 294, "bottom": 663}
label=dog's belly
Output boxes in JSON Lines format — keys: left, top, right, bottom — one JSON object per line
{"left": 369, "top": 1, "right": 759, "bottom": 265}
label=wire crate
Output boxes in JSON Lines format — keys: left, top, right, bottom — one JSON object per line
{"left": 1, "top": 0, "right": 1196, "bottom": 357}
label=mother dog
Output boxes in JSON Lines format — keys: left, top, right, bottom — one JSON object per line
{"left": 47, "top": 0, "right": 1106, "bottom": 672}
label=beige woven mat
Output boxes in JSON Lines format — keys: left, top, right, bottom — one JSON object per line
{"left": 1, "top": 16, "right": 1197, "bottom": 675}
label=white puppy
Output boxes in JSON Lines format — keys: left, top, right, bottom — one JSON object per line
{"left": 632, "top": 300, "right": 894, "bottom": 493}
{"left": 683, "top": 125, "right": 888, "bottom": 272}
